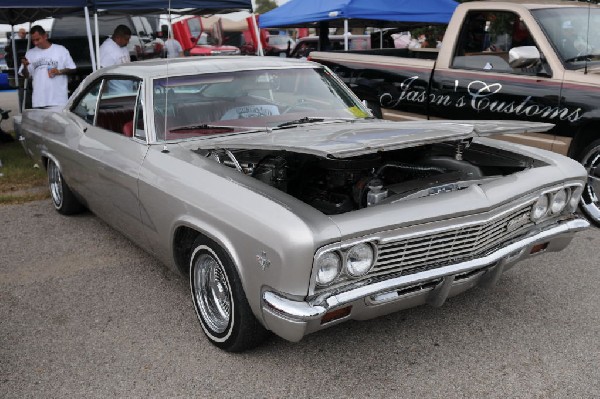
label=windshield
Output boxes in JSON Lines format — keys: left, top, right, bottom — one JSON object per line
{"left": 532, "top": 7, "right": 600, "bottom": 67}
{"left": 153, "top": 67, "right": 369, "bottom": 141}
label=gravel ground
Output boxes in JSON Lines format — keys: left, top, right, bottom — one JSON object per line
{"left": 1, "top": 200, "right": 599, "bottom": 398}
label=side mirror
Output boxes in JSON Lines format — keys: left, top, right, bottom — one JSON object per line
{"left": 509, "top": 46, "right": 540, "bottom": 68}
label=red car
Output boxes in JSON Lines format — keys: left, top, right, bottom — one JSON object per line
{"left": 173, "top": 16, "right": 240, "bottom": 56}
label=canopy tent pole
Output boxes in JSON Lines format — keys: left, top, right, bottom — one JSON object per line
{"left": 84, "top": 7, "right": 97, "bottom": 71}
{"left": 94, "top": 13, "right": 100, "bottom": 68}
{"left": 11, "top": 25, "right": 21, "bottom": 113}
{"left": 252, "top": 14, "right": 263, "bottom": 56}
{"left": 344, "top": 19, "right": 348, "bottom": 51}
{"left": 21, "top": 22, "right": 32, "bottom": 113}
{"left": 380, "top": 28, "right": 383, "bottom": 49}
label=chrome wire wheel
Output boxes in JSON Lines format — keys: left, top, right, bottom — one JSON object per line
{"left": 47, "top": 160, "right": 63, "bottom": 209}
{"left": 580, "top": 142, "right": 600, "bottom": 226}
{"left": 193, "top": 252, "right": 232, "bottom": 334}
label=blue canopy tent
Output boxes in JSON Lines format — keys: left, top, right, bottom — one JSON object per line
{"left": 259, "top": 0, "right": 458, "bottom": 51}
{"left": 259, "top": 0, "right": 458, "bottom": 28}
{"left": 0, "top": 0, "right": 89, "bottom": 26}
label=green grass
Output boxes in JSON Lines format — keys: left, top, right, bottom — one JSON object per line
{"left": 0, "top": 139, "right": 49, "bottom": 205}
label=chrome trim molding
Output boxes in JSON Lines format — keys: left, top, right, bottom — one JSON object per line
{"left": 309, "top": 182, "right": 584, "bottom": 293}
{"left": 263, "top": 217, "right": 589, "bottom": 323}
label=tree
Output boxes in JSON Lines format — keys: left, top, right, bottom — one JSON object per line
{"left": 255, "top": 0, "right": 278, "bottom": 14}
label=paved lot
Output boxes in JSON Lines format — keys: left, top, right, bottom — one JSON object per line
{"left": 1, "top": 200, "right": 599, "bottom": 398}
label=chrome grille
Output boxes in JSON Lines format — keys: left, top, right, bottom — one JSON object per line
{"left": 374, "top": 204, "right": 532, "bottom": 274}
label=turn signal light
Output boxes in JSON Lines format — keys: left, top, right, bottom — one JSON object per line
{"left": 321, "top": 306, "right": 352, "bottom": 324}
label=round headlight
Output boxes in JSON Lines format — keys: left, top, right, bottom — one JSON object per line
{"left": 531, "top": 194, "right": 550, "bottom": 221}
{"left": 550, "top": 188, "right": 568, "bottom": 214}
{"left": 346, "top": 243, "right": 375, "bottom": 277}
{"left": 315, "top": 251, "right": 341, "bottom": 286}
{"left": 568, "top": 186, "right": 584, "bottom": 212}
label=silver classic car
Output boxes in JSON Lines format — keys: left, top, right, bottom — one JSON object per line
{"left": 19, "top": 57, "right": 589, "bottom": 352}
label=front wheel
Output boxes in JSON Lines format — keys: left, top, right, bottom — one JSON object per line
{"left": 189, "top": 237, "right": 269, "bottom": 352}
{"left": 578, "top": 139, "right": 600, "bottom": 227}
{"left": 47, "top": 159, "right": 84, "bottom": 215}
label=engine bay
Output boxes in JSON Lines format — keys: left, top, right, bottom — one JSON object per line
{"left": 198, "top": 140, "right": 544, "bottom": 215}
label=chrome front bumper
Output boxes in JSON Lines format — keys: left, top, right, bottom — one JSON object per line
{"left": 261, "top": 217, "right": 589, "bottom": 342}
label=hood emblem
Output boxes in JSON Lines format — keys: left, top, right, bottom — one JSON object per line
{"left": 256, "top": 251, "right": 271, "bottom": 271}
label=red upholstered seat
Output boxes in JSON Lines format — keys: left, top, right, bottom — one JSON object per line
{"left": 122, "top": 120, "right": 134, "bottom": 137}
{"left": 96, "top": 108, "right": 134, "bottom": 135}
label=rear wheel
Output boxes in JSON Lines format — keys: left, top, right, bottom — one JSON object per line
{"left": 47, "top": 159, "right": 83, "bottom": 215}
{"left": 578, "top": 139, "right": 600, "bottom": 227}
{"left": 189, "top": 236, "right": 269, "bottom": 352}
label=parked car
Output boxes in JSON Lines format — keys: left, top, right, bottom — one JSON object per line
{"left": 17, "top": 57, "right": 589, "bottom": 352}
{"left": 189, "top": 32, "right": 240, "bottom": 56}
{"left": 289, "top": 34, "right": 370, "bottom": 58}
{"left": 233, "top": 30, "right": 290, "bottom": 56}
{"left": 264, "top": 32, "right": 295, "bottom": 56}
{"left": 172, "top": 16, "right": 241, "bottom": 56}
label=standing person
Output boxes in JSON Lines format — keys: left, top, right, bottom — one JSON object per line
{"left": 18, "top": 25, "right": 76, "bottom": 108}
{"left": 17, "top": 28, "right": 27, "bottom": 39}
{"left": 99, "top": 25, "right": 132, "bottom": 67}
{"left": 161, "top": 26, "right": 183, "bottom": 58}
{"left": 99, "top": 25, "right": 133, "bottom": 93}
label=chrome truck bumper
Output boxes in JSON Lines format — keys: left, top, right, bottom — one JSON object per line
{"left": 261, "top": 217, "right": 589, "bottom": 342}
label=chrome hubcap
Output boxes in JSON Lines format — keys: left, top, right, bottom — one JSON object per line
{"left": 48, "top": 161, "right": 63, "bottom": 208}
{"left": 193, "top": 253, "right": 231, "bottom": 334}
{"left": 581, "top": 146, "right": 600, "bottom": 223}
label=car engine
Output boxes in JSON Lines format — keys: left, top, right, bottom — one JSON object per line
{"left": 199, "top": 140, "right": 540, "bottom": 215}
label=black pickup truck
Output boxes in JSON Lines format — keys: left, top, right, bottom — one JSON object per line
{"left": 310, "top": 0, "right": 600, "bottom": 226}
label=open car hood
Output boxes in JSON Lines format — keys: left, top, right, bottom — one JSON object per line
{"left": 192, "top": 120, "right": 553, "bottom": 158}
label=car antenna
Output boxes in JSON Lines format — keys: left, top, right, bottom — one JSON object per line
{"left": 585, "top": 1, "right": 591, "bottom": 74}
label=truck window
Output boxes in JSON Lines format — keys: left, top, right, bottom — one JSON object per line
{"left": 452, "top": 11, "right": 539, "bottom": 75}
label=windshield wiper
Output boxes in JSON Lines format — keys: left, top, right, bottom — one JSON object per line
{"left": 277, "top": 117, "right": 325, "bottom": 128}
{"left": 169, "top": 124, "right": 234, "bottom": 133}
{"left": 276, "top": 117, "right": 361, "bottom": 129}
{"left": 564, "top": 54, "right": 599, "bottom": 63}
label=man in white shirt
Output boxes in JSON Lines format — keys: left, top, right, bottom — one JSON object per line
{"left": 99, "top": 25, "right": 133, "bottom": 93}
{"left": 157, "top": 26, "right": 183, "bottom": 58}
{"left": 18, "top": 25, "right": 76, "bottom": 108}
{"left": 99, "top": 25, "right": 132, "bottom": 67}
{"left": 164, "top": 37, "right": 184, "bottom": 58}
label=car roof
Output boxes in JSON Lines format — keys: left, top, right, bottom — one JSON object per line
{"left": 93, "top": 56, "right": 320, "bottom": 79}
{"left": 475, "top": 0, "right": 600, "bottom": 10}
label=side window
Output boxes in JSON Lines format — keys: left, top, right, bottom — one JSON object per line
{"left": 133, "top": 87, "right": 146, "bottom": 140}
{"left": 71, "top": 80, "right": 103, "bottom": 124}
{"left": 452, "top": 11, "right": 538, "bottom": 74}
{"left": 95, "top": 78, "right": 140, "bottom": 136}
